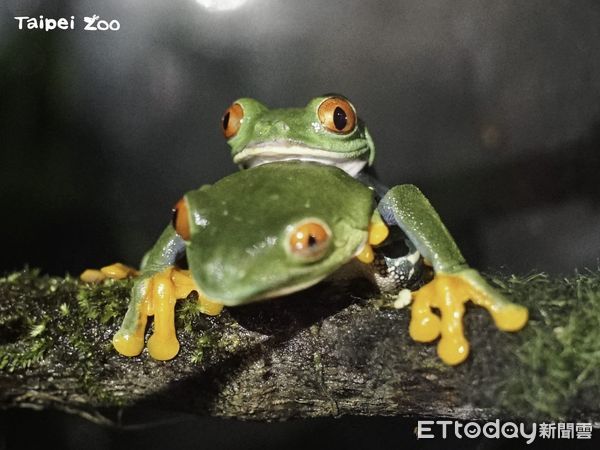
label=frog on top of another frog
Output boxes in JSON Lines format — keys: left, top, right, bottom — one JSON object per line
{"left": 83, "top": 95, "right": 528, "bottom": 366}
{"left": 217, "top": 94, "right": 528, "bottom": 360}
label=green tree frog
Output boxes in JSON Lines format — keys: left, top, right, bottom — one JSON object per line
{"left": 82, "top": 162, "right": 528, "bottom": 366}
{"left": 222, "top": 95, "right": 376, "bottom": 181}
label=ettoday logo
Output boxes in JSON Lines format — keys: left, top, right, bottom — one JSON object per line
{"left": 416, "top": 420, "right": 593, "bottom": 444}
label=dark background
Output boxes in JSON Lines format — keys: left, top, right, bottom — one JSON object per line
{"left": 1, "top": 1, "right": 600, "bottom": 448}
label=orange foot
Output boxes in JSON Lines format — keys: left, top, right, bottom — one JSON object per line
{"left": 409, "top": 269, "right": 528, "bottom": 365}
{"left": 80, "top": 263, "right": 139, "bottom": 282}
{"left": 112, "top": 267, "right": 224, "bottom": 360}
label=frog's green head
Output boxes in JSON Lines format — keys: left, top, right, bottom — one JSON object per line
{"left": 177, "top": 162, "right": 374, "bottom": 306}
{"left": 221, "top": 95, "right": 375, "bottom": 177}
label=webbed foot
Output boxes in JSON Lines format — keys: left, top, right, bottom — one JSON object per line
{"left": 112, "top": 268, "right": 224, "bottom": 360}
{"left": 409, "top": 269, "right": 528, "bottom": 365}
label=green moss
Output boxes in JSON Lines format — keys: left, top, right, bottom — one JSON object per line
{"left": 0, "top": 269, "right": 130, "bottom": 405}
{"left": 491, "top": 271, "right": 600, "bottom": 419}
{"left": 190, "top": 333, "right": 219, "bottom": 364}
{"left": 76, "top": 277, "right": 130, "bottom": 324}
{"left": 177, "top": 291, "right": 205, "bottom": 333}
{"left": 0, "top": 338, "right": 50, "bottom": 371}
{"left": 0, "top": 270, "right": 60, "bottom": 372}
{"left": 1, "top": 268, "right": 599, "bottom": 419}
{"left": 218, "top": 332, "right": 244, "bottom": 353}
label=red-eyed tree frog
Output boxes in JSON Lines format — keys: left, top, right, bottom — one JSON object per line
{"left": 82, "top": 161, "right": 527, "bottom": 366}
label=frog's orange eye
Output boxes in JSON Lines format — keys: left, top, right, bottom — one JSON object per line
{"left": 221, "top": 102, "right": 244, "bottom": 139}
{"left": 317, "top": 96, "right": 356, "bottom": 134}
{"left": 288, "top": 220, "right": 331, "bottom": 261}
{"left": 172, "top": 197, "right": 191, "bottom": 241}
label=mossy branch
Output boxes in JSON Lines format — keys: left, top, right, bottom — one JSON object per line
{"left": 0, "top": 269, "right": 599, "bottom": 425}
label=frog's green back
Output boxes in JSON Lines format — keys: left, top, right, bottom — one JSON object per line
{"left": 185, "top": 161, "right": 374, "bottom": 305}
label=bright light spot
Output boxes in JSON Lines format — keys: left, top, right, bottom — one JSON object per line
{"left": 196, "top": 0, "right": 249, "bottom": 11}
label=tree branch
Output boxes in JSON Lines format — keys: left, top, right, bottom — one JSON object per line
{"left": 0, "top": 269, "right": 598, "bottom": 424}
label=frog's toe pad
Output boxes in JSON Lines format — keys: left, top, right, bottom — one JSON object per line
{"left": 409, "top": 313, "right": 441, "bottom": 343}
{"left": 113, "top": 332, "right": 144, "bottom": 357}
{"left": 81, "top": 263, "right": 139, "bottom": 283}
{"left": 101, "top": 263, "right": 139, "bottom": 280}
{"left": 80, "top": 269, "right": 107, "bottom": 283}
{"left": 492, "top": 303, "right": 528, "bottom": 331}
{"left": 437, "top": 335, "right": 469, "bottom": 366}
{"left": 147, "top": 334, "right": 180, "bottom": 360}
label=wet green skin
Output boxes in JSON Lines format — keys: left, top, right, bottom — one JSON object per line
{"left": 112, "top": 98, "right": 528, "bottom": 363}
{"left": 132, "top": 162, "right": 373, "bottom": 309}
{"left": 115, "top": 161, "right": 526, "bottom": 365}
{"left": 132, "top": 161, "right": 467, "bottom": 309}
{"left": 221, "top": 97, "right": 472, "bottom": 274}
{"left": 226, "top": 96, "right": 375, "bottom": 172}
{"left": 184, "top": 162, "right": 374, "bottom": 304}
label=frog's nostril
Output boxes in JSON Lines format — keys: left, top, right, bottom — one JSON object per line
{"left": 255, "top": 121, "right": 269, "bottom": 134}
{"left": 273, "top": 120, "right": 290, "bottom": 132}
{"left": 255, "top": 119, "right": 290, "bottom": 137}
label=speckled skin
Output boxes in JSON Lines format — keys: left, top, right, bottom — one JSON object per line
{"left": 369, "top": 234, "right": 430, "bottom": 292}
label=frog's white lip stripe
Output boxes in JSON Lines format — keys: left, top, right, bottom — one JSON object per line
{"left": 234, "top": 144, "right": 368, "bottom": 177}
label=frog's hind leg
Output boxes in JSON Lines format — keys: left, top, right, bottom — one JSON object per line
{"left": 379, "top": 184, "right": 528, "bottom": 365}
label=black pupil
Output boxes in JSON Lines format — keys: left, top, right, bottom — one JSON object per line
{"left": 333, "top": 107, "right": 347, "bottom": 130}
{"left": 307, "top": 235, "right": 317, "bottom": 247}
{"left": 222, "top": 112, "right": 230, "bottom": 130}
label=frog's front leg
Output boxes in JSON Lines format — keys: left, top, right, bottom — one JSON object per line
{"left": 379, "top": 184, "right": 528, "bottom": 365}
{"left": 111, "top": 274, "right": 153, "bottom": 357}
{"left": 99, "top": 225, "right": 222, "bottom": 360}
{"left": 113, "top": 267, "right": 224, "bottom": 360}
